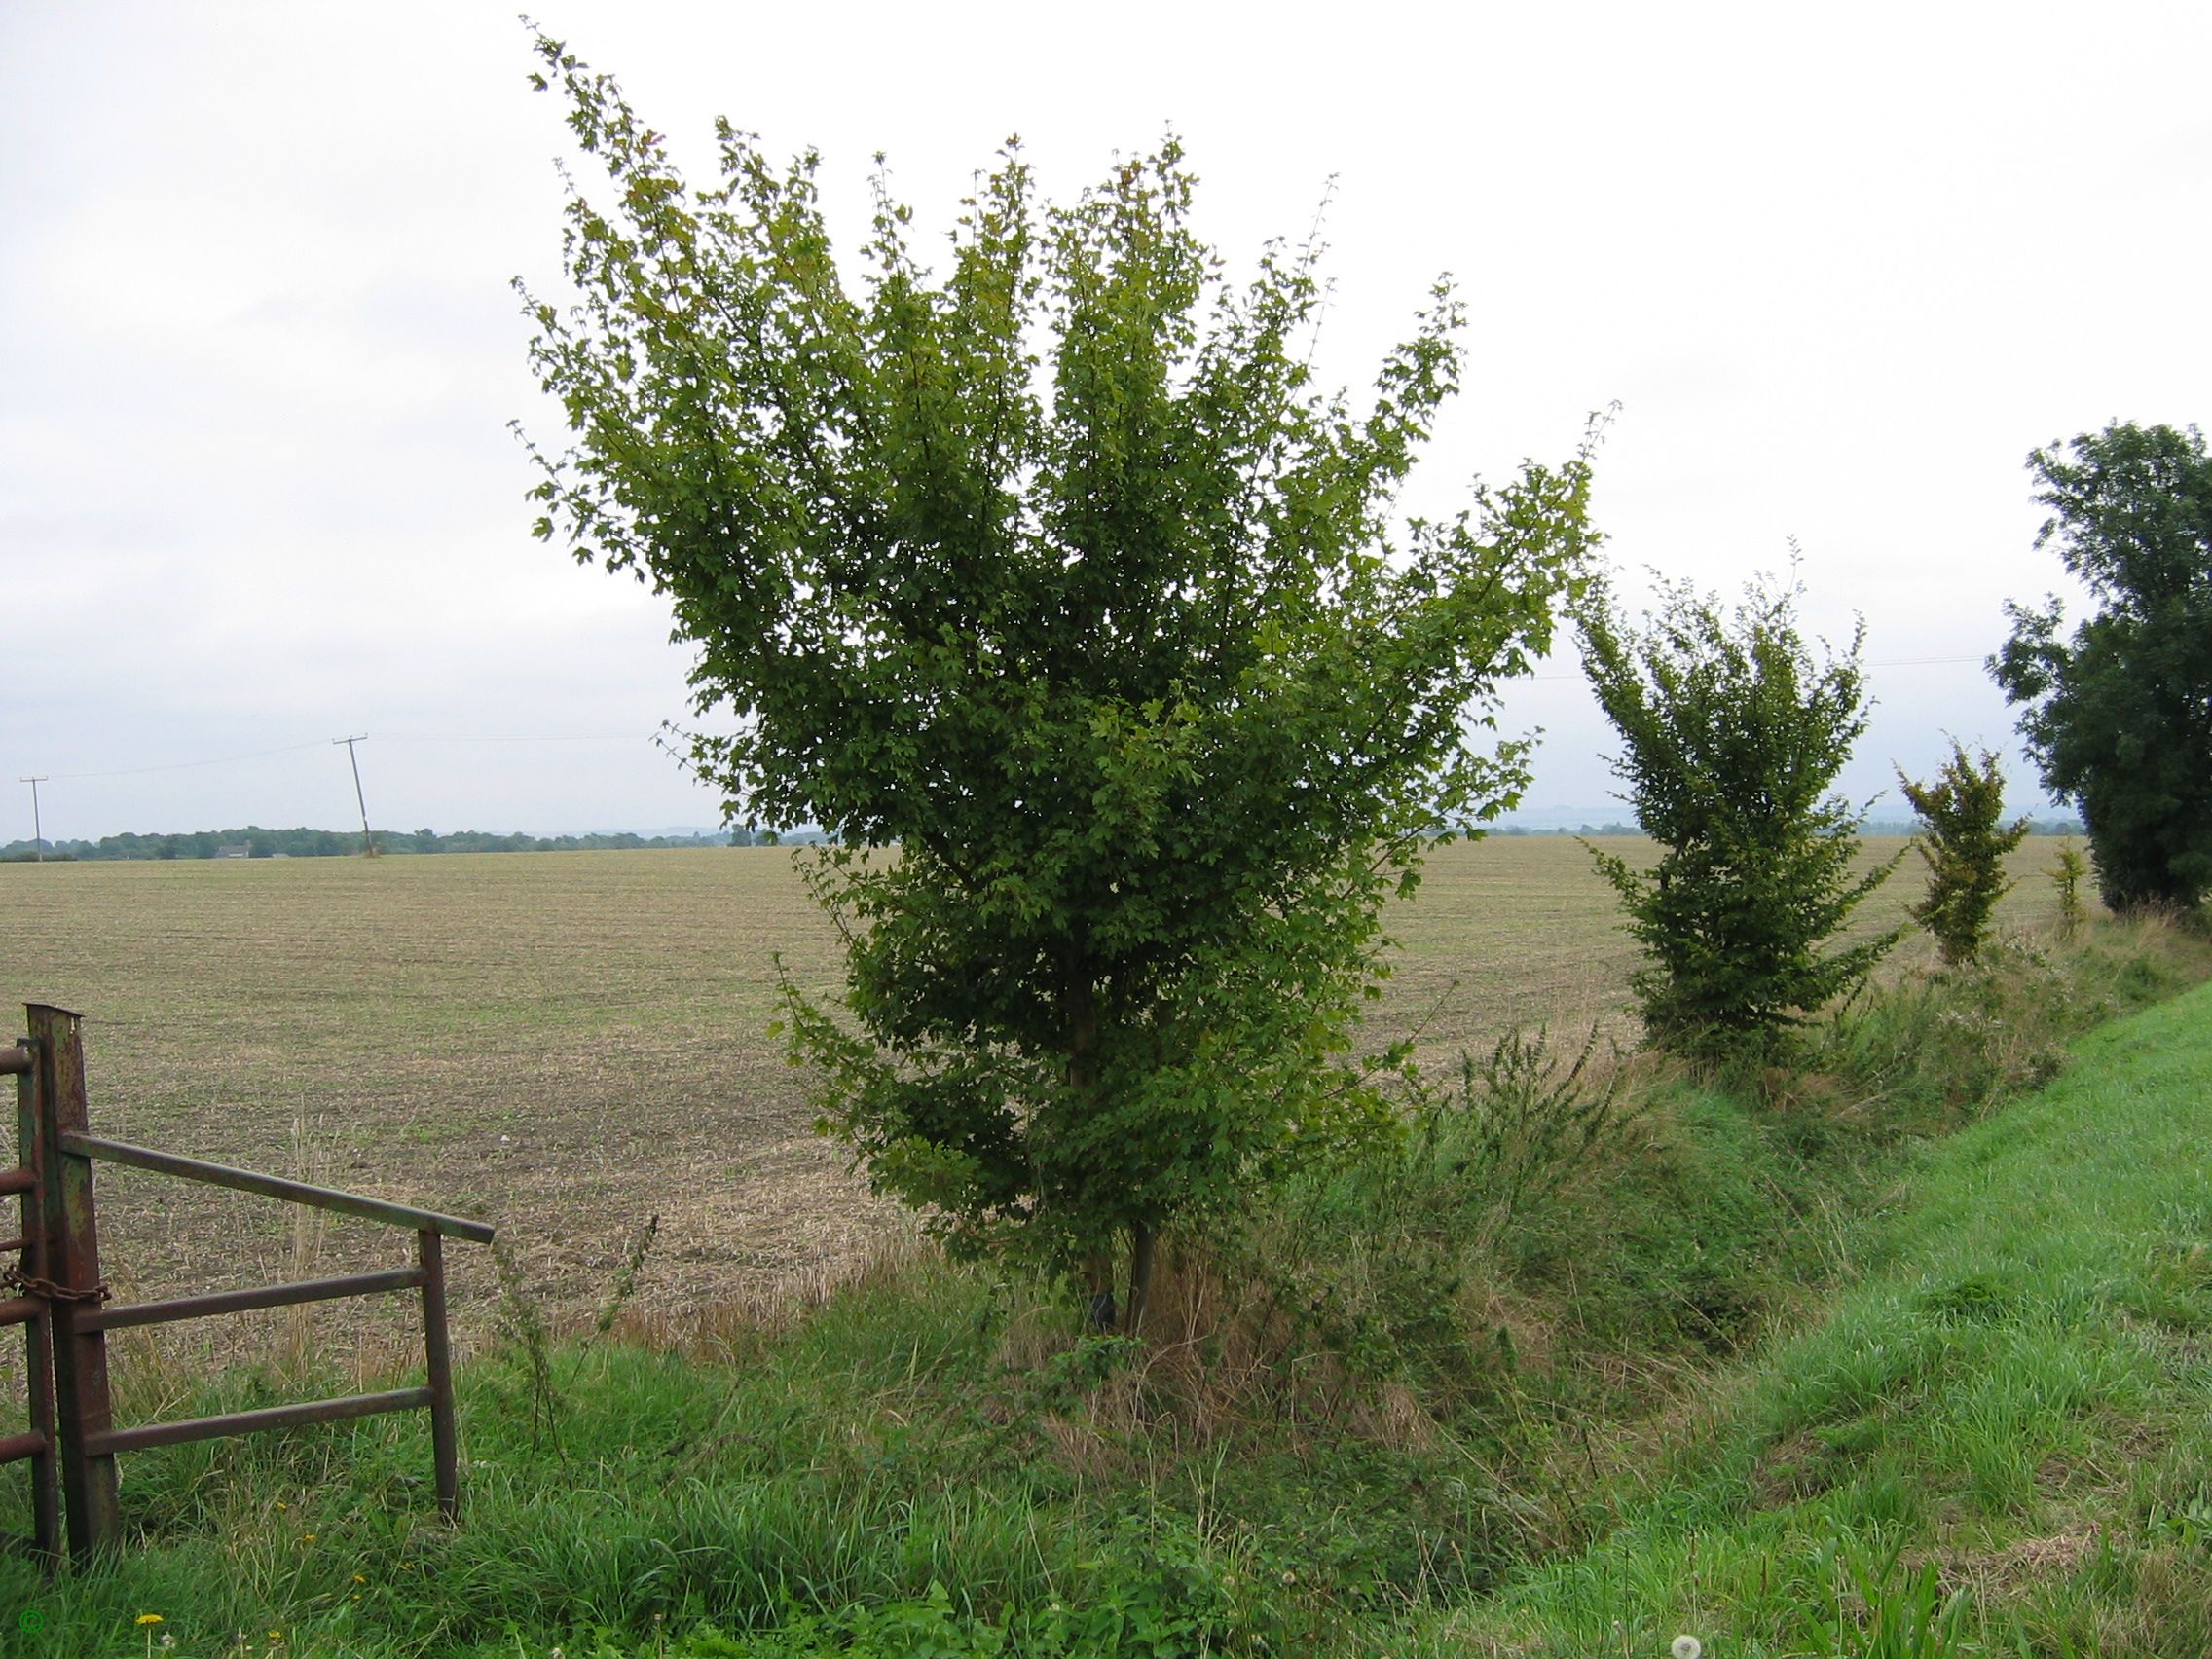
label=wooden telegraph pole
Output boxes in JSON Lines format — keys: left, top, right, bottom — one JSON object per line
{"left": 18, "top": 777, "right": 47, "bottom": 861}
{"left": 332, "top": 735, "right": 376, "bottom": 856}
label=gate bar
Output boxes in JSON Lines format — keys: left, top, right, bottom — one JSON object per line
{"left": 57, "top": 1134, "right": 494, "bottom": 1242}
{"left": 86, "top": 1386, "right": 436, "bottom": 1456}
{"left": 88, "top": 1266, "right": 427, "bottom": 1332}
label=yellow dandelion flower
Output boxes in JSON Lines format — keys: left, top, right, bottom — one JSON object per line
{"left": 352, "top": 1573, "right": 367, "bottom": 1583}
{"left": 137, "top": 1614, "right": 165, "bottom": 1626}
{"left": 303, "top": 1533, "right": 316, "bottom": 1542}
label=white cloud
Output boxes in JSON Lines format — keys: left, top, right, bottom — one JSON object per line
{"left": 3, "top": 0, "right": 2204, "bottom": 836}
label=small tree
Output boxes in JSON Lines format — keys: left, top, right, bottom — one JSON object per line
{"left": 520, "top": 39, "right": 1597, "bottom": 1324}
{"left": 1992, "top": 422, "right": 2212, "bottom": 912}
{"left": 1578, "top": 570, "right": 1899, "bottom": 1060}
{"left": 1896, "top": 741, "right": 2031, "bottom": 966}
{"left": 2049, "top": 840, "right": 2089, "bottom": 939}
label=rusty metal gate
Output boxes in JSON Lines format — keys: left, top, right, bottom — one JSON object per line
{"left": 3, "top": 1002, "right": 494, "bottom": 1563}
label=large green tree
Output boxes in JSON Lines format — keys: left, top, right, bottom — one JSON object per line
{"left": 1579, "top": 571, "right": 1899, "bottom": 1060}
{"left": 519, "top": 39, "right": 1598, "bottom": 1325}
{"left": 1991, "top": 421, "right": 2212, "bottom": 912}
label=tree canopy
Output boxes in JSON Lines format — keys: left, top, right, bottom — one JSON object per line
{"left": 520, "top": 37, "right": 1598, "bottom": 1321}
{"left": 1992, "top": 421, "right": 2212, "bottom": 912}
{"left": 1578, "top": 570, "right": 1898, "bottom": 1059}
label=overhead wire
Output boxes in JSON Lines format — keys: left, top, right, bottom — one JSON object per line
{"left": 1525, "top": 652, "right": 1987, "bottom": 682}
{"left": 38, "top": 732, "right": 651, "bottom": 781}
{"left": 25, "top": 659, "right": 1994, "bottom": 771}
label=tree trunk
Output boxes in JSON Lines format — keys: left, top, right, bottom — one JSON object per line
{"left": 1063, "top": 954, "right": 1121, "bottom": 1329}
{"left": 1084, "top": 1252, "right": 1117, "bottom": 1330}
{"left": 1124, "top": 1221, "right": 1157, "bottom": 1336}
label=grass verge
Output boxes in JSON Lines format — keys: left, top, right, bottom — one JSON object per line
{"left": 1419, "top": 976, "right": 2212, "bottom": 1657}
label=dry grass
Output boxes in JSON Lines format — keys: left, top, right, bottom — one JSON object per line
{"left": 0, "top": 835, "right": 2083, "bottom": 1355}
{"left": 1375, "top": 832, "right": 2075, "bottom": 1072}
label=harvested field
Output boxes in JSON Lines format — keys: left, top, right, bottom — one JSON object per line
{"left": 0, "top": 836, "right": 2079, "bottom": 1357}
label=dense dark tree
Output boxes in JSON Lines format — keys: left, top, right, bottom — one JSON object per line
{"left": 1992, "top": 421, "right": 2212, "bottom": 912}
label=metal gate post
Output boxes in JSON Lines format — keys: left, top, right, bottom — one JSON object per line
{"left": 29, "top": 1005, "right": 121, "bottom": 1560}
{"left": 14, "top": 1021, "right": 59, "bottom": 1557}
{"left": 417, "top": 1229, "right": 460, "bottom": 1520}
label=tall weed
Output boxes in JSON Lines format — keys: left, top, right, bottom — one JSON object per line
{"left": 1186, "top": 1026, "right": 1639, "bottom": 1403}
{"left": 1822, "top": 915, "right": 2212, "bottom": 1133}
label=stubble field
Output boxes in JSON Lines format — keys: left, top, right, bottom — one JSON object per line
{"left": 0, "top": 836, "right": 2079, "bottom": 1358}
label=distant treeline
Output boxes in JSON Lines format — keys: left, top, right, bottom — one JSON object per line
{"left": 0, "top": 825, "right": 825, "bottom": 862}
{"left": 2, "top": 817, "right": 2081, "bottom": 862}
{"left": 1489, "top": 817, "right": 2085, "bottom": 838}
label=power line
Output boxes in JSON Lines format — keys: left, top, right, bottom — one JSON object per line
{"left": 378, "top": 733, "right": 639, "bottom": 745}
{"left": 44, "top": 738, "right": 332, "bottom": 781}
{"left": 29, "top": 731, "right": 649, "bottom": 783}
{"left": 1526, "top": 652, "right": 1987, "bottom": 683}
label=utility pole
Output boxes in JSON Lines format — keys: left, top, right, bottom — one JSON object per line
{"left": 18, "top": 777, "right": 48, "bottom": 862}
{"left": 332, "top": 734, "right": 376, "bottom": 856}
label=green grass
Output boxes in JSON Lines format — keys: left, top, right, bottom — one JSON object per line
{"left": 1420, "top": 978, "right": 2212, "bottom": 1657}
{"left": 0, "top": 1260, "right": 1315, "bottom": 1656}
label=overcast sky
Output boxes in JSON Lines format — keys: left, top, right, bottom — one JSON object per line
{"left": 3, "top": 2, "right": 2205, "bottom": 841}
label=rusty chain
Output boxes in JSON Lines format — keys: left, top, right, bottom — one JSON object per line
{"left": 2, "top": 1264, "right": 109, "bottom": 1305}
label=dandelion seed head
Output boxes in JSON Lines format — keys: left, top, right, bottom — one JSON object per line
{"left": 1673, "top": 1637, "right": 1704, "bottom": 1659}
